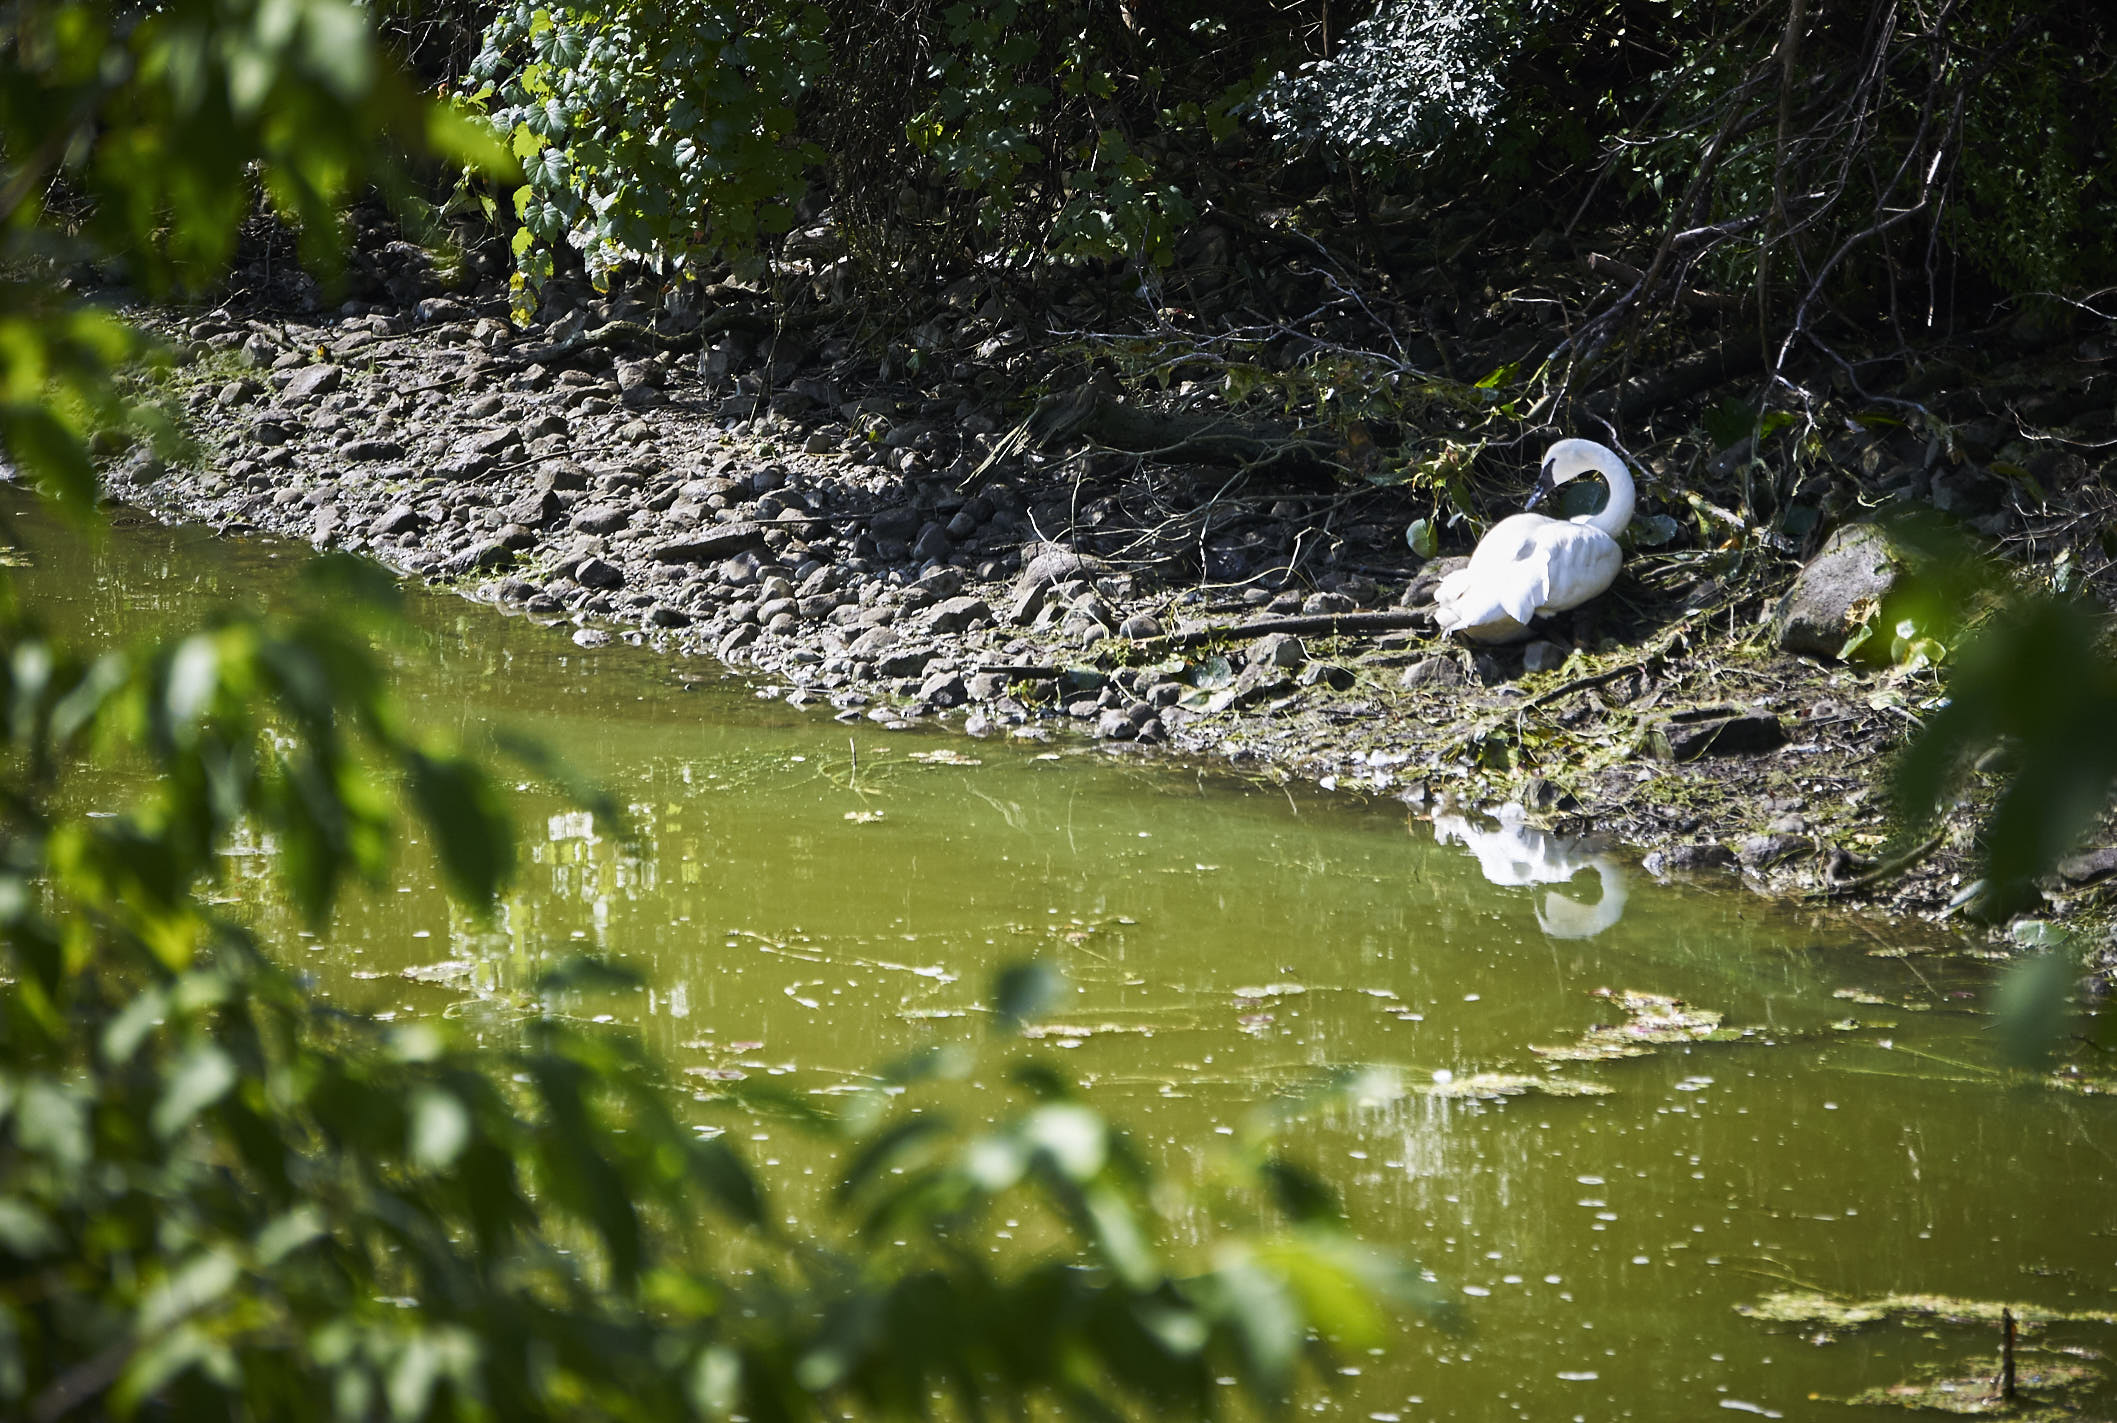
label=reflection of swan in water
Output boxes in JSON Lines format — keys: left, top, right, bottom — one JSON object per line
{"left": 1431, "top": 800, "right": 1628, "bottom": 939}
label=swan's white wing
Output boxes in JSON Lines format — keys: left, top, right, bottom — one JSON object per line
{"left": 1434, "top": 515, "right": 1550, "bottom": 638}
{"left": 1534, "top": 527, "right": 1622, "bottom": 614}
{"left": 1495, "top": 553, "right": 1552, "bottom": 627}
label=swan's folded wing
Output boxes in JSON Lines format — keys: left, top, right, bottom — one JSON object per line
{"left": 1530, "top": 528, "right": 1619, "bottom": 613}
{"left": 1496, "top": 542, "right": 1554, "bottom": 626}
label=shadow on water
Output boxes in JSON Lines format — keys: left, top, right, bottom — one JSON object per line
{"left": 15, "top": 498, "right": 2117, "bottom": 1420}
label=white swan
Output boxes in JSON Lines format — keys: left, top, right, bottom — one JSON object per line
{"left": 1431, "top": 438, "right": 1635, "bottom": 644}
{"left": 1431, "top": 800, "right": 1628, "bottom": 939}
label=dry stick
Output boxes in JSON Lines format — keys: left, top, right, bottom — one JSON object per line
{"left": 1134, "top": 610, "right": 1434, "bottom": 654}
{"left": 1807, "top": 829, "right": 1948, "bottom": 900}
{"left": 1761, "top": 0, "right": 1809, "bottom": 342}
{"left": 2000, "top": 1307, "right": 2017, "bottom": 1401}
{"left": 1522, "top": 662, "right": 1650, "bottom": 711}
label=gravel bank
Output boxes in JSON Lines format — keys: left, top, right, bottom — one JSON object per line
{"left": 104, "top": 296, "right": 2109, "bottom": 934}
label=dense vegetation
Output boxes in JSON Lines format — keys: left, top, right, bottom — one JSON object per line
{"left": 469, "top": 0, "right": 2116, "bottom": 362}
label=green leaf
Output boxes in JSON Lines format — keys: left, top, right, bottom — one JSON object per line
{"left": 991, "top": 959, "right": 1063, "bottom": 1033}
{"left": 694, "top": 1135, "right": 767, "bottom": 1226}
{"left": 1993, "top": 949, "right": 2076, "bottom": 1068}
{"left": 408, "top": 1086, "right": 471, "bottom": 1171}
{"left": 153, "top": 1042, "right": 238, "bottom": 1139}
{"left": 405, "top": 749, "right": 516, "bottom": 909}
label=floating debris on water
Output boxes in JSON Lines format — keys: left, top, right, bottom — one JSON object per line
{"left": 1419, "top": 1072, "right": 1615, "bottom": 1100}
{"left": 907, "top": 749, "right": 983, "bottom": 766}
{"left": 1531, "top": 989, "right": 1748, "bottom": 1061}
{"left": 1018, "top": 1021, "right": 1159, "bottom": 1041}
{"left": 1740, "top": 1292, "right": 2117, "bottom": 1330}
{"left": 1834, "top": 987, "right": 1932, "bottom": 1011}
{"left": 1843, "top": 1357, "right": 2096, "bottom": 1417}
{"left": 1233, "top": 983, "right": 1309, "bottom": 1000}
{"left": 401, "top": 959, "right": 477, "bottom": 984}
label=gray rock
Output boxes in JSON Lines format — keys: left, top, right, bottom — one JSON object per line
{"left": 1773, "top": 523, "right": 1909, "bottom": 660}
{"left": 1643, "top": 842, "right": 1739, "bottom": 875}
{"left": 1521, "top": 640, "right": 1569, "bottom": 674}
{"left": 916, "top": 565, "right": 965, "bottom": 598}
{"left": 458, "top": 427, "right": 519, "bottom": 459}
{"left": 1647, "top": 707, "right": 1786, "bottom": 761}
{"left": 910, "top": 522, "right": 953, "bottom": 563}
{"left": 2057, "top": 847, "right": 2117, "bottom": 885}
{"left": 1096, "top": 708, "right": 1138, "bottom": 740}
{"left": 415, "top": 297, "right": 473, "bottom": 324}
{"left": 1015, "top": 544, "right": 1093, "bottom": 593}
{"left": 1007, "top": 581, "right": 1048, "bottom": 626}
{"left": 1119, "top": 613, "right": 1165, "bottom": 640}
{"left": 1246, "top": 631, "right": 1306, "bottom": 670}
{"left": 918, "top": 670, "right": 967, "bottom": 707}
{"left": 576, "top": 557, "right": 625, "bottom": 590}
{"left": 846, "top": 626, "right": 902, "bottom": 659}
{"left": 875, "top": 647, "right": 935, "bottom": 677}
{"left": 536, "top": 459, "right": 591, "bottom": 491}
{"left": 368, "top": 504, "right": 424, "bottom": 538}
{"left": 433, "top": 454, "right": 494, "bottom": 482}
{"left": 340, "top": 437, "right": 405, "bottom": 462}
{"left": 928, "top": 596, "right": 991, "bottom": 633}
{"left": 570, "top": 502, "right": 632, "bottom": 535}
{"left": 281, "top": 364, "right": 342, "bottom": 402}
{"left": 451, "top": 540, "right": 517, "bottom": 575}
{"left": 1400, "top": 655, "right": 1466, "bottom": 689}
{"left": 1738, "top": 832, "right": 1814, "bottom": 868}
{"left": 650, "top": 523, "right": 769, "bottom": 563}
{"left": 503, "top": 488, "right": 564, "bottom": 526}
{"left": 646, "top": 605, "right": 691, "bottom": 627}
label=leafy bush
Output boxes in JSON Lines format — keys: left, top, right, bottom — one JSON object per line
{"left": 1250, "top": 0, "right": 1534, "bottom": 167}
{"left": 467, "top": 0, "right": 827, "bottom": 314}
{"left": 467, "top": 0, "right": 1286, "bottom": 306}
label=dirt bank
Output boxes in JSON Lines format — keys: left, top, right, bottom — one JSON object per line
{"left": 103, "top": 295, "right": 2117, "bottom": 940}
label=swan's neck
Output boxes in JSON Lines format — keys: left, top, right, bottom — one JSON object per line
{"left": 1577, "top": 454, "right": 1635, "bottom": 537}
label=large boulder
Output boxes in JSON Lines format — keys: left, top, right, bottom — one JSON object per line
{"left": 1773, "top": 523, "right": 1910, "bottom": 660}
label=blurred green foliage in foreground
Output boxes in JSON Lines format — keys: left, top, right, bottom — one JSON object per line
{"left": 0, "top": 3, "right": 1440, "bottom": 1417}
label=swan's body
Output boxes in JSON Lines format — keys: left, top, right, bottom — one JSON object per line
{"left": 1431, "top": 800, "right": 1628, "bottom": 939}
{"left": 1431, "top": 439, "right": 1636, "bottom": 644}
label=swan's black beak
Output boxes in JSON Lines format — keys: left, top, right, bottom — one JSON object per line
{"left": 1525, "top": 456, "right": 1558, "bottom": 511}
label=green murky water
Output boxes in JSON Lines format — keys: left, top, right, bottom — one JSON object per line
{"left": 18, "top": 501, "right": 2117, "bottom": 1420}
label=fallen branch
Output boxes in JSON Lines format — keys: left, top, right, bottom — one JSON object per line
{"left": 1136, "top": 609, "right": 1435, "bottom": 653}
{"left": 1807, "top": 829, "right": 1947, "bottom": 899}
{"left": 496, "top": 309, "right": 781, "bottom": 372}
{"left": 1584, "top": 254, "right": 1747, "bottom": 312}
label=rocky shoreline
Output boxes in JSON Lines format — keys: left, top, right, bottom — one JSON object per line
{"left": 105, "top": 294, "right": 2115, "bottom": 935}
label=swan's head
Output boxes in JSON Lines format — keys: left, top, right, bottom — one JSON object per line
{"left": 1525, "top": 438, "right": 1629, "bottom": 512}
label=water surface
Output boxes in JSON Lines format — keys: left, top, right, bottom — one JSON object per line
{"left": 18, "top": 501, "right": 2117, "bottom": 1420}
